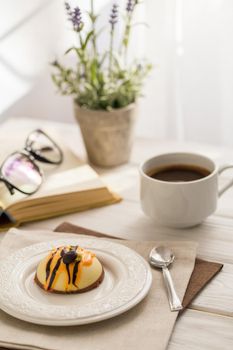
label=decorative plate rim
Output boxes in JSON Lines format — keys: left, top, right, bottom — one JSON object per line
{"left": 0, "top": 237, "right": 152, "bottom": 325}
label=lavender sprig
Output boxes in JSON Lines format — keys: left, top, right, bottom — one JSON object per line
{"left": 121, "top": 0, "right": 139, "bottom": 64}
{"left": 90, "top": 0, "right": 97, "bottom": 55}
{"left": 126, "top": 0, "right": 135, "bottom": 13}
{"left": 65, "top": 2, "right": 84, "bottom": 32}
{"left": 65, "top": 2, "right": 71, "bottom": 13}
{"left": 109, "top": 3, "right": 118, "bottom": 30}
{"left": 52, "top": 0, "right": 151, "bottom": 110}
{"left": 109, "top": 3, "right": 119, "bottom": 80}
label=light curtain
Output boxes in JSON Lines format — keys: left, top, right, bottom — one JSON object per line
{"left": 137, "top": 0, "right": 233, "bottom": 146}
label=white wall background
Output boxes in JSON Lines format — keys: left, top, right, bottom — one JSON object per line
{"left": 0, "top": 0, "right": 233, "bottom": 147}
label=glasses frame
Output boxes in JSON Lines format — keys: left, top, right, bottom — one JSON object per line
{"left": 0, "top": 129, "right": 63, "bottom": 195}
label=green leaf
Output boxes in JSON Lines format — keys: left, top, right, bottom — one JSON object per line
{"left": 90, "top": 59, "right": 99, "bottom": 87}
{"left": 86, "top": 12, "right": 99, "bottom": 23}
{"left": 112, "top": 53, "right": 124, "bottom": 71}
{"left": 74, "top": 47, "right": 84, "bottom": 60}
{"left": 82, "top": 30, "right": 94, "bottom": 50}
{"left": 64, "top": 47, "right": 75, "bottom": 55}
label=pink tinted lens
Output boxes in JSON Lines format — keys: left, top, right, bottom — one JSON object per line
{"left": 2, "top": 153, "right": 42, "bottom": 194}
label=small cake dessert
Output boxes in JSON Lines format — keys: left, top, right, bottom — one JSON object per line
{"left": 35, "top": 245, "right": 104, "bottom": 293}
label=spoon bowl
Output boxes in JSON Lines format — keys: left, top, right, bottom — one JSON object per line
{"left": 149, "top": 246, "right": 175, "bottom": 268}
{"left": 149, "top": 246, "right": 183, "bottom": 312}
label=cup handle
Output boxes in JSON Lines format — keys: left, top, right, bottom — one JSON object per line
{"left": 218, "top": 165, "right": 233, "bottom": 197}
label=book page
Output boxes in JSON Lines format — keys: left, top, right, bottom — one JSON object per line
{"left": 24, "top": 165, "right": 104, "bottom": 198}
{"left": 0, "top": 185, "right": 25, "bottom": 209}
{"left": 2, "top": 165, "right": 105, "bottom": 209}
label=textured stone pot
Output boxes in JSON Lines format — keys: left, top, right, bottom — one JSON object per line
{"left": 74, "top": 102, "right": 137, "bottom": 167}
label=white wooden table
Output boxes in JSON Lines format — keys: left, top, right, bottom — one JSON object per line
{"left": 1, "top": 118, "right": 233, "bottom": 349}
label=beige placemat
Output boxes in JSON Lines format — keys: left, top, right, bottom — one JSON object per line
{"left": 54, "top": 222, "right": 223, "bottom": 310}
{"left": 0, "top": 228, "right": 197, "bottom": 350}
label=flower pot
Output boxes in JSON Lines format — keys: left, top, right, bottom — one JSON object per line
{"left": 74, "top": 102, "right": 137, "bottom": 167}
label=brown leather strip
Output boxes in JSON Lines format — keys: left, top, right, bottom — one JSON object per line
{"left": 181, "top": 258, "right": 223, "bottom": 310}
{"left": 55, "top": 222, "right": 121, "bottom": 239}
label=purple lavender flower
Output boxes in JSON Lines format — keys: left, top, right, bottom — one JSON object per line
{"left": 109, "top": 3, "right": 118, "bottom": 30}
{"left": 65, "top": 2, "right": 84, "bottom": 32}
{"left": 64, "top": 2, "right": 71, "bottom": 13}
{"left": 64, "top": 1, "right": 73, "bottom": 19}
{"left": 126, "top": 0, "right": 135, "bottom": 13}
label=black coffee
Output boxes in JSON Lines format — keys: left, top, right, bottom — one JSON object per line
{"left": 148, "top": 164, "right": 210, "bottom": 182}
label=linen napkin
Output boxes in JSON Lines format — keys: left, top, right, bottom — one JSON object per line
{"left": 55, "top": 222, "right": 223, "bottom": 309}
{"left": 0, "top": 228, "right": 197, "bottom": 350}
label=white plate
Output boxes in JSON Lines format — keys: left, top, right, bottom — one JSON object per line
{"left": 0, "top": 237, "right": 152, "bottom": 326}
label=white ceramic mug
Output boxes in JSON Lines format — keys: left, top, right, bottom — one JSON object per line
{"left": 140, "top": 152, "right": 233, "bottom": 228}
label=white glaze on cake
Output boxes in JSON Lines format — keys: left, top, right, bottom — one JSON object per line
{"left": 35, "top": 245, "right": 104, "bottom": 293}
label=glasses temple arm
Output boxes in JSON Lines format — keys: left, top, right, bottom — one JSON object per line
{"left": 0, "top": 177, "right": 15, "bottom": 195}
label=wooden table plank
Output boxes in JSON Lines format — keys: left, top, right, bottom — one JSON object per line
{"left": 190, "top": 263, "right": 233, "bottom": 317}
{"left": 169, "top": 309, "right": 233, "bottom": 350}
{"left": 2, "top": 118, "right": 233, "bottom": 348}
{"left": 23, "top": 198, "right": 233, "bottom": 263}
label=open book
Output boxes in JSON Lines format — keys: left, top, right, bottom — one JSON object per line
{"left": 0, "top": 165, "right": 121, "bottom": 230}
{"left": 0, "top": 127, "right": 121, "bottom": 230}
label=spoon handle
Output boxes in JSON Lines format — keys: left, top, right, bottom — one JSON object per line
{"left": 162, "top": 267, "right": 183, "bottom": 312}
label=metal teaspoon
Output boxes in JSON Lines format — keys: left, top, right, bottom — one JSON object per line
{"left": 149, "top": 246, "right": 183, "bottom": 312}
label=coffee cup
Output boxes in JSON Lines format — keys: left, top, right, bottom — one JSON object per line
{"left": 139, "top": 152, "right": 233, "bottom": 228}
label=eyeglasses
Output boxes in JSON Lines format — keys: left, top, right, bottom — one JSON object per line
{"left": 0, "top": 129, "right": 63, "bottom": 195}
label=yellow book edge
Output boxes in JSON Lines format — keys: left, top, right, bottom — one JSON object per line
{"left": 0, "top": 191, "right": 122, "bottom": 232}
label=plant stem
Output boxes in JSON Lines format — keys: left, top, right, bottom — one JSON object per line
{"left": 121, "top": 2, "right": 141, "bottom": 67}
{"left": 78, "top": 31, "right": 87, "bottom": 78}
{"left": 90, "top": 0, "right": 97, "bottom": 57}
{"left": 123, "top": 12, "right": 133, "bottom": 67}
{"left": 109, "top": 25, "right": 114, "bottom": 82}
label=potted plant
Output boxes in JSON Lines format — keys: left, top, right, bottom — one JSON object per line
{"left": 52, "top": 0, "right": 151, "bottom": 167}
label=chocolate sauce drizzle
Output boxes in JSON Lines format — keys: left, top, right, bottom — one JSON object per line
{"left": 48, "top": 257, "right": 62, "bottom": 290}
{"left": 45, "top": 252, "right": 56, "bottom": 281}
{"left": 66, "top": 264, "right": 71, "bottom": 284}
{"left": 72, "top": 261, "right": 80, "bottom": 287}
{"left": 45, "top": 246, "right": 82, "bottom": 290}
